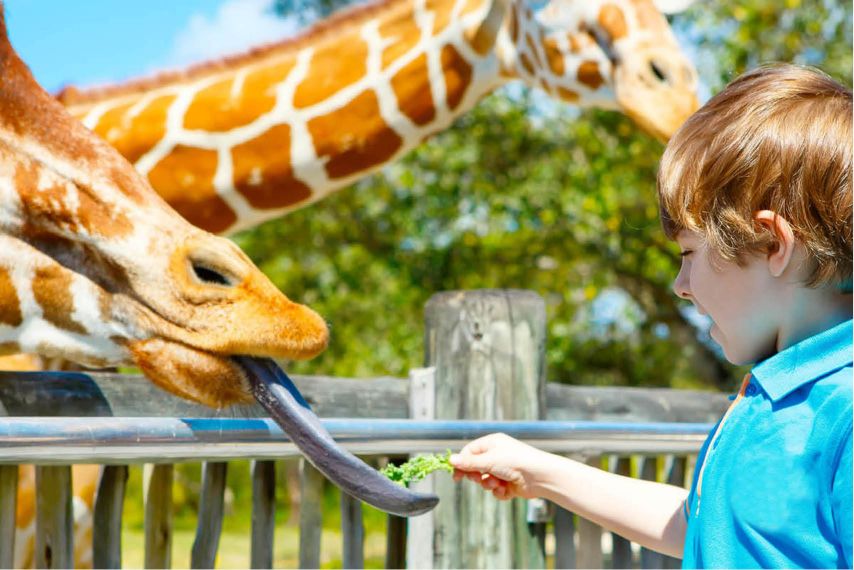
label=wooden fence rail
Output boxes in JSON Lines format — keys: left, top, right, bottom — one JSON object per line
{"left": 0, "top": 289, "right": 730, "bottom": 569}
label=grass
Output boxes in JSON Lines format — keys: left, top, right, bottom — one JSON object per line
{"left": 120, "top": 526, "right": 389, "bottom": 569}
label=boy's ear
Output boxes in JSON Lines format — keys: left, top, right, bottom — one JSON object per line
{"left": 754, "top": 210, "right": 795, "bottom": 278}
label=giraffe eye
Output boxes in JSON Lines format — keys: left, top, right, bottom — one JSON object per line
{"left": 650, "top": 60, "right": 668, "bottom": 83}
{"left": 191, "top": 263, "right": 234, "bottom": 287}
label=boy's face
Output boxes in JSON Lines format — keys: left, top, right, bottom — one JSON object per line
{"left": 673, "top": 230, "right": 779, "bottom": 365}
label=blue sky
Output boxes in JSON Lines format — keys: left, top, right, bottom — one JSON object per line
{"left": 4, "top": 0, "right": 300, "bottom": 94}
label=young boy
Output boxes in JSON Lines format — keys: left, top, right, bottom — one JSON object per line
{"left": 450, "top": 64, "right": 852, "bottom": 568}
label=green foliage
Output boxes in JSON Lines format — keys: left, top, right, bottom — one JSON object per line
{"left": 381, "top": 451, "right": 454, "bottom": 486}
{"left": 234, "top": 0, "right": 850, "bottom": 393}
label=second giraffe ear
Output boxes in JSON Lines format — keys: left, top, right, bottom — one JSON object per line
{"left": 465, "top": 0, "right": 508, "bottom": 56}
{"left": 754, "top": 210, "right": 796, "bottom": 278}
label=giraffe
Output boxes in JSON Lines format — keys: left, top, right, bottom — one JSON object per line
{"left": 56, "top": 0, "right": 699, "bottom": 236}
{"left": 0, "top": 4, "right": 437, "bottom": 567}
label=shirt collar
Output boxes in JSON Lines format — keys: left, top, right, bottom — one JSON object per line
{"left": 751, "top": 319, "right": 853, "bottom": 403}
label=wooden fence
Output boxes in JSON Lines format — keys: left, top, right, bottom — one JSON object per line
{"left": 0, "top": 289, "right": 730, "bottom": 569}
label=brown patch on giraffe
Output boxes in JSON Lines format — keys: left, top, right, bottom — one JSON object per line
{"left": 539, "top": 79, "right": 553, "bottom": 95}
{"left": 577, "top": 61, "right": 604, "bottom": 89}
{"left": 92, "top": 101, "right": 135, "bottom": 143}
{"left": 465, "top": 23, "right": 497, "bottom": 56}
{"left": 427, "top": 0, "right": 455, "bottom": 35}
{"left": 519, "top": 53, "right": 535, "bottom": 77}
{"left": 0, "top": 267, "right": 22, "bottom": 327}
{"left": 441, "top": 45, "right": 473, "bottom": 111}
{"left": 147, "top": 145, "right": 238, "bottom": 233}
{"left": 391, "top": 54, "right": 436, "bottom": 125}
{"left": 558, "top": 87, "right": 580, "bottom": 102}
{"left": 115, "top": 94, "right": 175, "bottom": 164}
{"left": 569, "top": 33, "right": 595, "bottom": 53}
{"left": 379, "top": 10, "right": 421, "bottom": 70}
{"left": 307, "top": 90, "right": 403, "bottom": 179}
{"left": 232, "top": 124, "right": 312, "bottom": 209}
{"left": 32, "top": 265, "right": 87, "bottom": 335}
{"left": 598, "top": 4, "right": 628, "bottom": 41}
{"left": 525, "top": 34, "right": 543, "bottom": 68}
{"left": 461, "top": 0, "right": 485, "bottom": 16}
{"left": 293, "top": 32, "right": 368, "bottom": 109}
{"left": 508, "top": 9, "right": 519, "bottom": 44}
{"left": 184, "top": 61, "right": 294, "bottom": 132}
{"left": 543, "top": 38, "right": 565, "bottom": 76}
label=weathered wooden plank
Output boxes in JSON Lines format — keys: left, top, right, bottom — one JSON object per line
{"left": 144, "top": 464, "right": 173, "bottom": 569}
{"left": 426, "top": 290, "right": 547, "bottom": 569}
{"left": 406, "top": 367, "right": 435, "bottom": 570}
{"left": 35, "top": 465, "right": 73, "bottom": 569}
{"left": 340, "top": 492, "right": 364, "bottom": 569}
{"left": 191, "top": 462, "right": 228, "bottom": 569}
{"left": 250, "top": 460, "right": 275, "bottom": 569}
{"left": 93, "top": 465, "right": 128, "bottom": 570}
{"left": 0, "top": 465, "right": 18, "bottom": 569}
{"left": 661, "top": 457, "right": 687, "bottom": 569}
{"left": 299, "top": 460, "right": 324, "bottom": 570}
{"left": 576, "top": 456, "right": 603, "bottom": 570}
{"left": 0, "top": 372, "right": 729, "bottom": 422}
{"left": 610, "top": 457, "right": 633, "bottom": 569}
{"left": 638, "top": 457, "right": 664, "bottom": 570}
{"left": 554, "top": 505, "right": 576, "bottom": 569}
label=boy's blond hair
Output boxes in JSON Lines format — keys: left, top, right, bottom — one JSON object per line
{"left": 657, "top": 64, "right": 852, "bottom": 289}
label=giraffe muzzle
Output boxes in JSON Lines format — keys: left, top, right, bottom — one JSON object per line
{"left": 234, "top": 355, "right": 440, "bottom": 517}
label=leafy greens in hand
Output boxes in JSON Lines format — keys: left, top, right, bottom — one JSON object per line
{"left": 381, "top": 451, "right": 454, "bottom": 487}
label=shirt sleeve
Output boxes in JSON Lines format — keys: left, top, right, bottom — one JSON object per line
{"left": 831, "top": 425, "right": 852, "bottom": 568}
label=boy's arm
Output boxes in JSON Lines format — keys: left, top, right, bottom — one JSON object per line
{"left": 450, "top": 433, "right": 688, "bottom": 558}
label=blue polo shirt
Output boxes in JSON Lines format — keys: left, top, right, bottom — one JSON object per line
{"left": 683, "top": 319, "right": 853, "bottom": 568}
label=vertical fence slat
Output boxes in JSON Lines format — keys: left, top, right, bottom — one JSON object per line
{"left": 191, "top": 462, "right": 228, "bottom": 569}
{"left": 341, "top": 491, "right": 364, "bottom": 569}
{"left": 639, "top": 457, "right": 663, "bottom": 570}
{"left": 250, "top": 460, "right": 276, "bottom": 569}
{"left": 554, "top": 504, "right": 576, "bottom": 569}
{"left": 406, "top": 368, "right": 435, "bottom": 570}
{"left": 93, "top": 465, "right": 127, "bottom": 570}
{"left": 0, "top": 465, "right": 18, "bottom": 569}
{"left": 35, "top": 465, "right": 73, "bottom": 569}
{"left": 610, "top": 457, "right": 633, "bottom": 569}
{"left": 144, "top": 463, "right": 173, "bottom": 569}
{"left": 662, "top": 457, "right": 687, "bottom": 569}
{"left": 299, "top": 460, "right": 323, "bottom": 570}
{"left": 576, "top": 456, "right": 603, "bottom": 570}
{"left": 385, "top": 512, "right": 406, "bottom": 570}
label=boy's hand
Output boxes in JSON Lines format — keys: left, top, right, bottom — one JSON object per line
{"left": 449, "top": 433, "right": 553, "bottom": 500}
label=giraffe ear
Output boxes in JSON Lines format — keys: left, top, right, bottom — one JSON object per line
{"left": 652, "top": 0, "right": 698, "bottom": 14}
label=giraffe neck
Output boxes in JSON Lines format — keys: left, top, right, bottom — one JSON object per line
{"left": 62, "top": 0, "right": 602, "bottom": 235}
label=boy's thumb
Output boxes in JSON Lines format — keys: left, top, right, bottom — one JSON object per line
{"left": 450, "top": 453, "right": 490, "bottom": 472}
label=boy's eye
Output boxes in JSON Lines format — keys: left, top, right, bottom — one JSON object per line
{"left": 679, "top": 250, "right": 693, "bottom": 257}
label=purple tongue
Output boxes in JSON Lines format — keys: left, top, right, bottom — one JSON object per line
{"left": 234, "top": 355, "right": 439, "bottom": 517}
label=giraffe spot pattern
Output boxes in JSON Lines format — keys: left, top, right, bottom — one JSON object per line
{"left": 32, "top": 265, "right": 87, "bottom": 335}
{"left": 293, "top": 32, "right": 368, "bottom": 109}
{"left": 232, "top": 124, "right": 312, "bottom": 209}
{"left": 390, "top": 53, "right": 436, "bottom": 126}
{"left": 465, "top": 22, "right": 497, "bottom": 56}
{"left": 378, "top": 7, "right": 421, "bottom": 70}
{"left": 441, "top": 45, "right": 473, "bottom": 111}
{"left": 519, "top": 53, "right": 535, "bottom": 77}
{"left": 147, "top": 145, "right": 238, "bottom": 233}
{"left": 577, "top": 60, "right": 604, "bottom": 89}
{"left": 558, "top": 86, "right": 580, "bottom": 102}
{"left": 307, "top": 90, "right": 403, "bottom": 179}
{"left": 426, "top": 0, "right": 455, "bottom": 35}
{"left": 543, "top": 38, "right": 565, "bottom": 76}
{"left": 598, "top": 3, "right": 628, "bottom": 41}
{"left": 184, "top": 61, "right": 294, "bottom": 132}
{"left": 525, "top": 34, "right": 543, "bottom": 68}
{"left": 96, "top": 94, "right": 175, "bottom": 165}
{"left": 0, "top": 267, "right": 22, "bottom": 327}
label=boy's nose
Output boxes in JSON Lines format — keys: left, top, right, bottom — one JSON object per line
{"left": 672, "top": 269, "right": 691, "bottom": 300}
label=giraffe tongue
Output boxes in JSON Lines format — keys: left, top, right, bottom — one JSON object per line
{"left": 234, "top": 356, "right": 439, "bottom": 517}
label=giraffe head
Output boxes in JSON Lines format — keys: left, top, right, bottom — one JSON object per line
{"left": 0, "top": 6, "right": 435, "bottom": 517}
{"left": 495, "top": 0, "right": 698, "bottom": 140}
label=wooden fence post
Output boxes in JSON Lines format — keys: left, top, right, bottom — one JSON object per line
{"left": 424, "top": 289, "right": 546, "bottom": 569}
